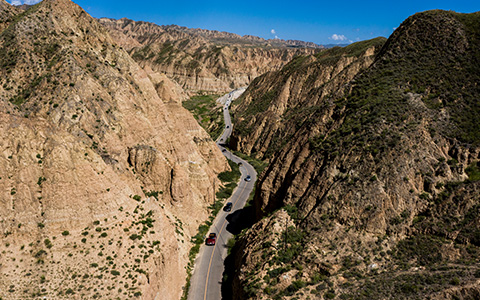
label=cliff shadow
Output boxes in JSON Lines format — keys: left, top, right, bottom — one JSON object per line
{"left": 225, "top": 205, "right": 255, "bottom": 235}
{"left": 222, "top": 205, "right": 256, "bottom": 299}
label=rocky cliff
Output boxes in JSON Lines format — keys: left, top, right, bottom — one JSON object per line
{"left": 230, "top": 37, "right": 386, "bottom": 160}
{"left": 229, "top": 10, "right": 480, "bottom": 299}
{"left": 0, "top": 1, "right": 227, "bottom": 299}
{"left": 99, "top": 18, "right": 321, "bottom": 95}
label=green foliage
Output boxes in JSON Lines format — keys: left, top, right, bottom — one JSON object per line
{"left": 218, "top": 159, "right": 241, "bottom": 183}
{"left": 37, "top": 177, "right": 46, "bottom": 186}
{"left": 243, "top": 89, "right": 277, "bottom": 117}
{"left": 132, "top": 195, "right": 141, "bottom": 201}
{"left": 65, "top": 288, "right": 74, "bottom": 295}
{"left": 216, "top": 182, "right": 237, "bottom": 200}
{"left": 44, "top": 239, "right": 53, "bottom": 249}
{"left": 393, "top": 235, "right": 444, "bottom": 266}
{"left": 144, "top": 190, "right": 162, "bottom": 200}
{"left": 272, "top": 227, "right": 306, "bottom": 264}
{"left": 61, "top": 231, "right": 69, "bottom": 236}
{"left": 465, "top": 162, "right": 480, "bottom": 182}
{"left": 285, "top": 280, "right": 306, "bottom": 296}
{"left": 182, "top": 92, "right": 224, "bottom": 139}
{"left": 232, "top": 150, "right": 268, "bottom": 175}
{"left": 129, "top": 234, "right": 141, "bottom": 241}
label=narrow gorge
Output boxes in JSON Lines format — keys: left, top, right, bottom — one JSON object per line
{"left": 1, "top": 1, "right": 479, "bottom": 300}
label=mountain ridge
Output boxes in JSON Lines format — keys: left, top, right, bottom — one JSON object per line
{"left": 99, "top": 17, "right": 322, "bottom": 94}
{"left": 99, "top": 17, "right": 324, "bottom": 49}
{"left": 228, "top": 9, "right": 480, "bottom": 300}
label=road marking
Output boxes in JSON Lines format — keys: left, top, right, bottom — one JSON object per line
{"left": 203, "top": 180, "right": 248, "bottom": 300}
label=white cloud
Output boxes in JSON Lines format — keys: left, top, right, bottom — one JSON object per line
{"left": 330, "top": 34, "right": 347, "bottom": 41}
{"left": 8, "top": 0, "right": 42, "bottom": 5}
{"left": 271, "top": 29, "right": 276, "bottom": 35}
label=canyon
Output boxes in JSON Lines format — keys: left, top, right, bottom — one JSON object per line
{"left": 1, "top": 1, "right": 479, "bottom": 299}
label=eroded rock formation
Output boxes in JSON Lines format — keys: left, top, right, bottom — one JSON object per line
{"left": 0, "top": 1, "right": 227, "bottom": 298}
{"left": 99, "top": 18, "right": 321, "bottom": 94}
{"left": 229, "top": 10, "right": 480, "bottom": 300}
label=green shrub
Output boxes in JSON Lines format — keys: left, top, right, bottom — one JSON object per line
{"left": 466, "top": 162, "right": 480, "bottom": 182}
{"left": 44, "top": 239, "right": 53, "bottom": 249}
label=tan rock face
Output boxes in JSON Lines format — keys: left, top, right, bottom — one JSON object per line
{"left": 0, "top": 0, "right": 227, "bottom": 299}
{"left": 99, "top": 18, "right": 321, "bottom": 95}
{"left": 229, "top": 11, "right": 480, "bottom": 299}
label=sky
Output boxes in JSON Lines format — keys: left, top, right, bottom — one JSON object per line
{"left": 8, "top": 0, "right": 479, "bottom": 45}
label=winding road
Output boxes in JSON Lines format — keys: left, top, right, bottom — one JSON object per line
{"left": 188, "top": 89, "right": 257, "bottom": 300}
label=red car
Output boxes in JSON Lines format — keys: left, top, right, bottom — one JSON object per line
{"left": 206, "top": 233, "right": 217, "bottom": 246}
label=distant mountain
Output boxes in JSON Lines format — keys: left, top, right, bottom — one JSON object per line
{"left": 228, "top": 10, "right": 480, "bottom": 300}
{"left": 99, "top": 18, "right": 323, "bottom": 94}
{"left": 323, "top": 43, "right": 351, "bottom": 48}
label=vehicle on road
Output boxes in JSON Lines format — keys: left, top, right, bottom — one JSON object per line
{"left": 206, "top": 233, "right": 217, "bottom": 245}
{"left": 238, "top": 162, "right": 242, "bottom": 166}
{"left": 226, "top": 125, "right": 229, "bottom": 128}
{"left": 223, "top": 202, "right": 233, "bottom": 212}
{"left": 245, "top": 175, "right": 251, "bottom": 182}
{"left": 222, "top": 149, "right": 227, "bottom": 152}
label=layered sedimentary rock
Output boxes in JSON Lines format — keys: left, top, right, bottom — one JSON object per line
{"left": 0, "top": 1, "right": 227, "bottom": 299}
{"left": 100, "top": 18, "right": 321, "bottom": 94}
{"left": 229, "top": 10, "right": 480, "bottom": 299}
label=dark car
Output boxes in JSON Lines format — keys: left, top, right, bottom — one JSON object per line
{"left": 224, "top": 202, "right": 233, "bottom": 212}
{"left": 222, "top": 149, "right": 227, "bottom": 152}
{"left": 206, "top": 233, "right": 217, "bottom": 246}
{"left": 226, "top": 125, "right": 230, "bottom": 128}
{"left": 245, "top": 175, "right": 251, "bottom": 182}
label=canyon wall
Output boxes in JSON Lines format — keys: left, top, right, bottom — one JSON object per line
{"left": 229, "top": 10, "right": 480, "bottom": 299}
{"left": 100, "top": 18, "right": 321, "bottom": 95}
{"left": 0, "top": 1, "right": 227, "bottom": 298}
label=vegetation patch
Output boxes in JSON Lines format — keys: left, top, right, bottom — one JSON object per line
{"left": 182, "top": 92, "right": 224, "bottom": 139}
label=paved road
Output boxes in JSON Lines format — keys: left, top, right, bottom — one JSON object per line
{"left": 188, "top": 89, "right": 257, "bottom": 300}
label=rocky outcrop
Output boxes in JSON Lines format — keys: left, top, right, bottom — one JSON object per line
{"left": 99, "top": 18, "right": 321, "bottom": 94}
{"left": 0, "top": 1, "right": 227, "bottom": 299}
{"left": 229, "top": 10, "right": 480, "bottom": 299}
{"left": 230, "top": 38, "right": 384, "bottom": 160}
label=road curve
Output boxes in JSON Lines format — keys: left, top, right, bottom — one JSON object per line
{"left": 188, "top": 89, "right": 257, "bottom": 300}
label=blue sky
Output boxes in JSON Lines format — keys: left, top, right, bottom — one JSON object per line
{"left": 8, "top": 0, "right": 479, "bottom": 45}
